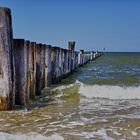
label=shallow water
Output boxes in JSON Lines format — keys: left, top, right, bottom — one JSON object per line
{"left": 0, "top": 52, "right": 140, "bottom": 140}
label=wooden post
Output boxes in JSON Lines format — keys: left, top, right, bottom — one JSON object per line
{"left": 29, "top": 42, "right": 36, "bottom": 99}
{"left": 57, "top": 47, "right": 61, "bottom": 81}
{"left": 35, "top": 43, "right": 41, "bottom": 95}
{"left": 51, "top": 47, "right": 56, "bottom": 84}
{"left": 0, "top": 8, "right": 15, "bottom": 110}
{"left": 63, "top": 49, "right": 69, "bottom": 77}
{"left": 55, "top": 47, "right": 60, "bottom": 83}
{"left": 73, "top": 52, "right": 76, "bottom": 70}
{"left": 60, "top": 48, "right": 65, "bottom": 78}
{"left": 68, "top": 50, "right": 72, "bottom": 74}
{"left": 68, "top": 41, "right": 75, "bottom": 73}
{"left": 63, "top": 49, "right": 66, "bottom": 76}
{"left": 78, "top": 50, "right": 84, "bottom": 66}
{"left": 59, "top": 48, "right": 62, "bottom": 79}
{"left": 75, "top": 52, "right": 79, "bottom": 69}
{"left": 51, "top": 47, "right": 60, "bottom": 84}
{"left": 13, "top": 39, "right": 27, "bottom": 106}
{"left": 40, "top": 44, "right": 45, "bottom": 89}
{"left": 25, "top": 40, "right": 30, "bottom": 102}
{"left": 45, "top": 45, "right": 52, "bottom": 87}
{"left": 90, "top": 52, "right": 94, "bottom": 61}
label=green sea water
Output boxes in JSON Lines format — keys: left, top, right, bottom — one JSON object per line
{"left": 74, "top": 52, "right": 140, "bottom": 86}
{"left": 0, "top": 52, "right": 140, "bottom": 140}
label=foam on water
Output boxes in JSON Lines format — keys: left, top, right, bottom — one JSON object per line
{"left": 82, "top": 129, "right": 114, "bottom": 140}
{"left": 79, "top": 82, "right": 140, "bottom": 99}
{"left": 53, "top": 80, "right": 80, "bottom": 91}
{"left": 66, "top": 129, "right": 114, "bottom": 140}
{"left": 53, "top": 81, "right": 140, "bottom": 100}
{"left": 0, "top": 132, "right": 64, "bottom": 140}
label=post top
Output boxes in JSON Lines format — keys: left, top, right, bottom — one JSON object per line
{"left": 36, "top": 43, "right": 42, "bottom": 46}
{"left": 13, "top": 38, "right": 24, "bottom": 42}
{"left": 31, "top": 42, "right": 36, "bottom": 45}
{"left": 80, "top": 49, "right": 84, "bottom": 54}
{"left": 52, "top": 46, "right": 60, "bottom": 49}
{"left": 46, "top": 44, "right": 52, "bottom": 48}
{"left": 0, "top": 7, "right": 11, "bottom": 13}
{"left": 68, "top": 41, "right": 75, "bottom": 51}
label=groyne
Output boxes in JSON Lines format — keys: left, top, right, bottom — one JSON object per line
{"left": 0, "top": 7, "right": 102, "bottom": 110}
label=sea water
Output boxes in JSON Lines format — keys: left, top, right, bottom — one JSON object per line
{"left": 0, "top": 52, "right": 140, "bottom": 140}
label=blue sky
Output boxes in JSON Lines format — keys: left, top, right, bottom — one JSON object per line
{"left": 0, "top": 0, "right": 140, "bottom": 52}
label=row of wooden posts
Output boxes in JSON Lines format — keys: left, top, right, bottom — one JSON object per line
{"left": 0, "top": 7, "right": 102, "bottom": 110}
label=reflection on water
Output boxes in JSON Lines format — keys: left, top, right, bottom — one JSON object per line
{"left": 0, "top": 53, "right": 140, "bottom": 140}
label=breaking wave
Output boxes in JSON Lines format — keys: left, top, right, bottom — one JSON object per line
{"left": 52, "top": 80, "right": 140, "bottom": 100}
{"left": 79, "top": 82, "right": 140, "bottom": 100}
{"left": 53, "top": 81, "right": 140, "bottom": 99}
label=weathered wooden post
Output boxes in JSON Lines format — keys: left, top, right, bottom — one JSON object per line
{"left": 35, "top": 43, "right": 41, "bottom": 95}
{"left": 58, "top": 48, "right": 63, "bottom": 79}
{"left": 83, "top": 53, "right": 86, "bottom": 64}
{"left": 0, "top": 7, "right": 15, "bottom": 110}
{"left": 13, "top": 39, "right": 28, "bottom": 106}
{"left": 68, "top": 41, "right": 75, "bottom": 73}
{"left": 45, "top": 45, "right": 52, "bottom": 87}
{"left": 87, "top": 53, "right": 90, "bottom": 63}
{"left": 51, "top": 47, "right": 61, "bottom": 83}
{"left": 29, "top": 42, "right": 36, "bottom": 99}
{"left": 90, "top": 52, "right": 93, "bottom": 61}
{"left": 56, "top": 47, "right": 60, "bottom": 82}
{"left": 74, "top": 52, "right": 77, "bottom": 70}
{"left": 25, "top": 40, "right": 30, "bottom": 102}
{"left": 57, "top": 47, "right": 61, "bottom": 81}
{"left": 63, "top": 49, "right": 69, "bottom": 77}
{"left": 68, "top": 50, "right": 71, "bottom": 74}
{"left": 40, "top": 44, "right": 45, "bottom": 89}
{"left": 93, "top": 52, "right": 96, "bottom": 59}
{"left": 51, "top": 47, "right": 57, "bottom": 84}
{"left": 60, "top": 48, "right": 64, "bottom": 78}
{"left": 84, "top": 52, "right": 89, "bottom": 64}
{"left": 75, "top": 52, "right": 79, "bottom": 69}
{"left": 95, "top": 51, "right": 98, "bottom": 58}
{"left": 78, "top": 49, "right": 84, "bottom": 66}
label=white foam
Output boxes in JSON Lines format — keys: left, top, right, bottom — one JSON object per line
{"left": 132, "top": 131, "right": 138, "bottom": 136}
{"left": 66, "top": 129, "right": 114, "bottom": 140}
{"left": 82, "top": 129, "right": 114, "bottom": 140}
{"left": 52, "top": 81, "right": 140, "bottom": 100}
{"left": 0, "top": 132, "right": 64, "bottom": 140}
{"left": 79, "top": 83, "right": 140, "bottom": 99}
{"left": 53, "top": 80, "right": 80, "bottom": 91}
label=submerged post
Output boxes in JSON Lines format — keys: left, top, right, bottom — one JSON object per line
{"left": 0, "top": 8, "right": 15, "bottom": 110}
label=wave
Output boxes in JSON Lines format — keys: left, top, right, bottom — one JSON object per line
{"left": 0, "top": 132, "right": 64, "bottom": 140}
{"left": 52, "top": 81, "right": 140, "bottom": 100}
{"left": 79, "top": 82, "right": 140, "bottom": 100}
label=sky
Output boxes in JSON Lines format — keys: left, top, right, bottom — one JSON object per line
{"left": 0, "top": 0, "right": 140, "bottom": 52}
